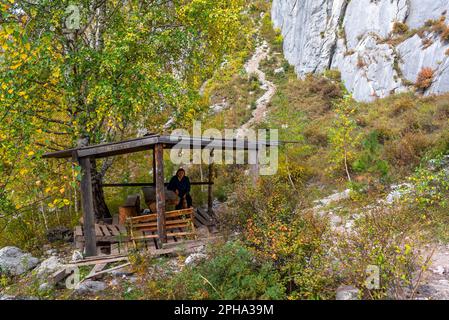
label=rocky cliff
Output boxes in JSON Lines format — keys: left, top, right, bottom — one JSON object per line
{"left": 271, "top": 0, "right": 449, "bottom": 101}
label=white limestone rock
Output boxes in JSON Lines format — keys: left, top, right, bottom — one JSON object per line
{"left": 184, "top": 253, "right": 207, "bottom": 266}
{"left": 397, "top": 34, "right": 449, "bottom": 95}
{"left": 35, "top": 256, "right": 65, "bottom": 279}
{"left": 336, "top": 285, "right": 360, "bottom": 300}
{"left": 343, "top": 0, "right": 409, "bottom": 50}
{"left": 407, "top": 0, "right": 449, "bottom": 30}
{"left": 271, "top": 0, "right": 449, "bottom": 101}
{"left": 272, "top": 0, "right": 347, "bottom": 75}
{"left": 313, "top": 189, "right": 351, "bottom": 208}
{"left": 0, "top": 247, "right": 39, "bottom": 276}
{"left": 332, "top": 35, "right": 406, "bottom": 102}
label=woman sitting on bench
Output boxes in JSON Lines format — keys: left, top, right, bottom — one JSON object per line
{"left": 167, "top": 168, "right": 193, "bottom": 209}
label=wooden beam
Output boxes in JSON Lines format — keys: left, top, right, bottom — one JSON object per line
{"left": 154, "top": 143, "right": 166, "bottom": 244}
{"left": 79, "top": 157, "right": 97, "bottom": 257}
{"left": 76, "top": 136, "right": 159, "bottom": 159}
{"left": 101, "top": 182, "right": 213, "bottom": 187}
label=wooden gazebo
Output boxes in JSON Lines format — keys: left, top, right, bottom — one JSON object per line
{"left": 43, "top": 133, "right": 279, "bottom": 256}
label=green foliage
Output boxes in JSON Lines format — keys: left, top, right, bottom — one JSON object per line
{"left": 260, "top": 13, "right": 283, "bottom": 52}
{"left": 336, "top": 205, "right": 429, "bottom": 299}
{"left": 407, "top": 154, "right": 449, "bottom": 208}
{"left": 352, "top": 131, "right": 389, "bottom": 178}
{"left": 161, "top": 242, "right": 286, "bottom": 300}
{"left": 323, "top": 69, "right": 342, "bottom": 82}
{"left": 328, "top": 94, "right": 362, "bottom": 181}
{"left": 0, "top": 0, "right": 249, "bottom": 249}
{"left": 225, "top": 177, "right": 337, "bottom": 299}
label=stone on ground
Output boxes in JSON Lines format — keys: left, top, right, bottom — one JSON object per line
{"left": 0, "top": 246, "right": 39, "bottom": 276}
{"left": 185, "top": 253, "right": 207, "bottom": 266}
{"left": 336, "top": 285, "right": 360, "bottom": 300}
{"left": 35, "top": 256, "right": 65, "bottom": 279}
{"left": 75, "top": 280, "right": 107, "bottom": 294}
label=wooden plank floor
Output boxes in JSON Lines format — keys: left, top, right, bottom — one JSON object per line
{"left": 74, "top": 208, "right": 217, "bottom": 253}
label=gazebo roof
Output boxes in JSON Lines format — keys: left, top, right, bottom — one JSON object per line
{"left": 43, "top": 134, "right": 282, "bottom": 159}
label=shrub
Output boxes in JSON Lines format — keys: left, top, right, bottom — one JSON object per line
{"left": 391, "top": 96, "right": 415, "bottom": 116}
{"left": 352, "top": 131, "right": 389, "bottom": 178}
{"left": 324, "top": 69, "right": 342, "bottom": 82}
{"left": 161, "top": 242, "right": 286, "bottom": 300}
{"left": 431, "top": 17, "right": 447, "bottom": 34}
{"left": 224, "top": 175, "right": 338, "bottom": 299}
{"left": 415, "top": 67, "right": 434, "bottom": 90}
{"left": 407, "top": 154, "right": 449, "bottom": 208}
{"left": 245, "top": 209, "right": 337, "bottom": 299}
{"left": 442, "top": 27, "right": 449, "bottom": 42}
{"left": 334, "top": 205, "right": 430, "bottom": 299}
{"left": 392, "top": 21, "right": 409, "bottom": 35}
{"left": 307, "top": 75, "right": 342, "bottom": 100}
{"left": 384, "top": 132, "right": 430, "bottom": 167}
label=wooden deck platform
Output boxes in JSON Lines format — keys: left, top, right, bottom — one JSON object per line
{"left": 74, "top": 208, "right": 217, "bottom": 254}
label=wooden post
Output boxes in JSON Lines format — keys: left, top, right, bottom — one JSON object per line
{"left": 79, "top": 157, "right": 97, "bottom": 257}
{"left": 207, "top": 150, "right": 214, "bottom": 216}
{"left": 154, "top": 144, "right": 166, "bottom": 244}
{"left": 152, "top": 147, "right": 156, "bottom": 184}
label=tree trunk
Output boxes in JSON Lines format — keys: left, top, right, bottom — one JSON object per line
{"left": 77, "top": 137, "right": 111, "bottom": 221}
{"left": 90, "top": 158, "right": 111, "bottom": 220}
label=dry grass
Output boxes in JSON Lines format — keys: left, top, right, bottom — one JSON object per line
{"left": 392, "top": 21, "right": 409, "bottom": 35}
{"left": 416, "top": 67, "right": 435, "bottom": 90}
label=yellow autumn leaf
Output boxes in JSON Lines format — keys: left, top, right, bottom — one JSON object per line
{"left": 59, "top": 187, "right": 65, "bottom": 194}
{"left": 28, "top": 150, "right": 35, "bottom": 156}
{"left": 19, "top": 168, "right": 28, "bottom": 175}
{"left": 52, "top": 69, "right": 60, "bottom": 78}
{"left": 4, "top": 26, "right": 14, "bottom": 35}
{"left": 10, "top": 63, "right": 22, "bottom": 70}
{"left": 18, "top": 91, "right": 26, "bottom": 96}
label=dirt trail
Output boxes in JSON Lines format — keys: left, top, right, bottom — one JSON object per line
{"left": 236, "top": 40, "right": 276, "bottom": 137}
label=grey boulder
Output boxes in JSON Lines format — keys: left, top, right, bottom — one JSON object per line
{"left": 0, "top": 246, "right": 39, "bottom": 276}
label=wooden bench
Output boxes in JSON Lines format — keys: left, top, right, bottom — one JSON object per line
{"left": 127, "top": 208, "right": 196, "bottom": 247}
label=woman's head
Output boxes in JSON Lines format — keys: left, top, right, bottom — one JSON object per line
{"left": 176, "top": 168, "right": 185, "bottom": 179}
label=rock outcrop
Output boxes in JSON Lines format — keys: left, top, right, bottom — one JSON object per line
{"left": 272, "top": 0, "right": 449, "bottom": 102}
